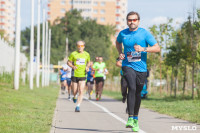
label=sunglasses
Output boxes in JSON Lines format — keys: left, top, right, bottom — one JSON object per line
{"left": 77, "top": 45, "right": 84, "bottom": 48}
{"left": 128, "top": 19, "right": 138, "bottom": 22}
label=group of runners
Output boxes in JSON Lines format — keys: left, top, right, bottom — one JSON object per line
{"left": 59, "top": 11, "right": 160, "bottom": 132}
{"left": 59, "top": 40, "right": 108, "bottom": 112}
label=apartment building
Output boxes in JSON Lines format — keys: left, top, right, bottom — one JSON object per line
{"left": 0, "top": 0, "right": 15, "bottom": 42}
{"left": 47, "top": 0, "right": 127, "bottom": 36}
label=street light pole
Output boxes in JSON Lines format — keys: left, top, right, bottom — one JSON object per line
{"left": 30, "top": 0, "right": 35, "bottom": 89}
{"left": 36, "top": 0, "right": 41, "bottom": 88}
{"left": 42, "top": 9, "right": 45, "bottom": 87}
{"left": 14, "top": 0, "right": 21, "bottom": 90}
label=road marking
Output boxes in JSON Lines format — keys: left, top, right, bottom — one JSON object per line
{"left": 84, "top": 97, "right": 146, "bottom": 133}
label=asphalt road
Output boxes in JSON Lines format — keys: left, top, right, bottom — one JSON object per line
{"left": 50, "top": 92, "right": 200, "bottom": 133}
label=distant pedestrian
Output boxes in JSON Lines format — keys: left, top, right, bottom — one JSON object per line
{"left": 92, "top": 56, "right": 106, "bottom": 101}
{"left": 86, "top": 61, "right": 94, "bottom": 100}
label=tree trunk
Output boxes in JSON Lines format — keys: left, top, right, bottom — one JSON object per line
{"left": 148, "top": 69, "right": 152, "bottom": 93}
{"left": 166, "top": 67, "right": 169, "bottom": 95}
{"left": 159, "top": 52, "right": 162, "bottom": 95}
{"left": 192, "top": 61, "right": 195, "bottom": 99}
{"left": 183, "top": 64, "right": 186, "bottom": 97}
{"left": 170, "top": 66, "right": 173, "bottom": 96}
{"left": 174, "top": 75, "right": 177, "bottom": 98}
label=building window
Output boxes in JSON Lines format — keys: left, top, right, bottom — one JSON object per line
{"left": 101, "top": 2, "right": 105, "bottom": 6}
{"left": 60, "top": 8, "right": 65, "bottom": 13}
{"left": 116, "top": 17, "right": 119, "bottom": 21}
{"left": 116, "top": 9, "right": 120, "bottom": 13}
{"left": 93, "top": 17, "right": 97, "bottom": 21}
{"left": 61, "top": 0, "right": 66, "bottom": 5}
{"left": 117, "top": 1, "right": 120, "bottom": 6}
{"left": 94, "top": 1, "right": 98, "bottom": 6}
{"left": 100, "top": 17, "right": 105, "bottom": 22}
{"left": 100, "top": 9, "right": 105, "bottom": 14}
{"left": 93, "top": 9, "right": 98, "bottom": 14}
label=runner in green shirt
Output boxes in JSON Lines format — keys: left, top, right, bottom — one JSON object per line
{"left": 92, "top": 56, "right": 106, "bottom": 101}
{"left": 67, "top": 40, "right": 90, "bottom": 112}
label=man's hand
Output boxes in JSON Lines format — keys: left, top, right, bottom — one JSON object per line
{"left": 134, "top": 44, "right": 144, "bottom": 52}
{"left": 72, "top": 66, "right": 77, "bottom": 70}
{"left": 86, "top": 67, "right": 89, "bottom": 72}
{"left": 119, "top": 53, "right": 125, "bottom": 60}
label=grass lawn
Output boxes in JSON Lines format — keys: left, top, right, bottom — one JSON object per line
{"left": 0, "top": 83, "right": 59, "bottom": 133}
{"left": 103, "top": 90, "right": 200, "bottom": 124}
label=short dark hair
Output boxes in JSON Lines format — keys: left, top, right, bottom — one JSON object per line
{"left": 126, "top": 11, "right": 140, "bottom": 20}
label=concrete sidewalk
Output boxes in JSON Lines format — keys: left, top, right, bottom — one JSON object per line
{"left": 50, "top": 92, "right": 200, "bottom": 133}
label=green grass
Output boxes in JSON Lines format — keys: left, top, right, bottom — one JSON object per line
{"left": 0, "top": 83, "right": 59, "bottom": 133}
{"left": 103, "top": 90, "right": 200, "bottom": 124}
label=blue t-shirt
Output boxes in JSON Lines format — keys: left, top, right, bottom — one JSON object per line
{"left": 117, "top": 27, "right": 157, "bottom": 72}
{"left": 60, "top": 69, "right": 67, "bottom": 81}
{"left": 87, "top": 67, "right": 94, "bottom": 81}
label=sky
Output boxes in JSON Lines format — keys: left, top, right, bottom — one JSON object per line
{"left": 20, "top": 0, "right": 200, "bottom": 30}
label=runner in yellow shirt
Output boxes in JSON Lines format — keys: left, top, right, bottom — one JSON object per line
{"left": 67, "top": 40, "right": 90, "bottom": 112}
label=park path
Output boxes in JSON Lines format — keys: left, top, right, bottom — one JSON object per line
{"left": 50, "top": 92, "right": 200, "bottom": 133}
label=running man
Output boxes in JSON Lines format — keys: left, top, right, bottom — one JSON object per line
{"left": 59, "top": 64, "right": 68, "bottom": 94}
{"left": 92, "top": 56, "right": 106, "bottom": 101}
{"left": 116, "top": 11, "right": 160, "bottom": 132}
{"left": 86, "top": 61, "right": 94, "bottom": 100}
{"left": 65, "top": 63, "right": 72, "bottom": 100}
{"left": 116, "top": 57, "right": 128, "bottom": 103}
{"left": 67, "top": 40, "right": 90, "bottom": 112}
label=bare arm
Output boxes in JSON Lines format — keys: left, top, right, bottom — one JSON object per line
{"left": 134, "top": 43, "right": 160, "bottom": 53}
{"left": 67, "top": 60, "right": 77, "bottom": 70}
{"left": 116, "top": 40, "right": 125, "bottom": 60}
{"left": 116, "top": 61, "right": 122, "bottom": 68}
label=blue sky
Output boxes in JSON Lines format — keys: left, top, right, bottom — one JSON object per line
{"left": 21, "top": 0, "right": 200, "bottom": 30}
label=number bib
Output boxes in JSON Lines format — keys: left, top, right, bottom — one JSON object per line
{"left": 62, "top": 74, "right": 67, "bottom": 78}
{"left": 98, "top": 69, "right": 104, "bottom": 73}
{"left": 76, "top": 58, "right": 85, "bottom": 65}
{"left": 127, "top": 51, "right": 141, "bottom": 62}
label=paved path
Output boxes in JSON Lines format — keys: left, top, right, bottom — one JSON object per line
{"left": 50, "top": 92, "right": 200, "bottom": 133}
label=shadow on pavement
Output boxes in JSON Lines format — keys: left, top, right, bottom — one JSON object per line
{"left": 55, "top": 127, "right": 132, "bottom": 133}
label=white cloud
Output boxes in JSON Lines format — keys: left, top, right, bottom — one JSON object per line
{"left": 150, "top": 16, "right": 168, "bottom": 25}
{"left": 149, "top": 16, "right": 185, "bottom": 29}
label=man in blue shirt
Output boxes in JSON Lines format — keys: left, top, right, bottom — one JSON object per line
{"left": 116, "top": 11, "right": 160, "bottom": 132}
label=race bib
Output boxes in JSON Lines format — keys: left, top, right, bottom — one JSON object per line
{"left": 127, "top": 51, "right": 141, "bottom": 62}
{"left": 98, "top": 69, "right": 104, "bottom": 73}
{"left": 76, "top": 58, "right": 85, "bottom": 65}
{"left": 62, "top": 74, "right": 67, "bottom": 78}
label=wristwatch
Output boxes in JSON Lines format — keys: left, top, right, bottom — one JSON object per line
{"left": 144, "top": 47, "right": 147, "bottom": 52}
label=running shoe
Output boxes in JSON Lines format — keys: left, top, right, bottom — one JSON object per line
{"left": 68, "top": 96, "right": 71, "bottom": 101}
{"left": 90, "top": 90, "right": 93, "bottom": 95}
{"left": 89, "top": 96, "right": 91, "bottom": 100}
{"left": 96, "top": 97, "right": 99, "bottom": 101}
{"left": 126, "top": 117, "right": 134, "bottom": 128}
{"left": 132, "top": 119, "right": 139, "bottom": 132}
{"left": 75, "top": 106, "right": 80, "bottom": 112}
{"left": 73, "top": 97, "right": 77, "bottom": 103}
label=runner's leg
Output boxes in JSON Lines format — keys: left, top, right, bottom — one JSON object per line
{"left": 77, "top": 80, "right": 86, "bottom": 106}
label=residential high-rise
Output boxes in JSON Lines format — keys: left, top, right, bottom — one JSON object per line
{"left": 0, "top": 0, "right": 15, "bottom": 42}
{"left": 47, "top": 0, "right": 127, "bottom": 37}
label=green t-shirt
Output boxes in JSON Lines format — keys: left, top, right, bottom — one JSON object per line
{"left": 93, "top": 62, "right": 106, "bottom": 77}
{"left": 68, "top": 51, "right": 90, "bottom": 77}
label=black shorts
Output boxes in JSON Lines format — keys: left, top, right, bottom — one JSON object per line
{"left": 71, "top": 77, "right": 86, "bottom": 83}
{"left": 95, "top": 77, "right": 104, "bottom": 84}
{"left": 86, "top": 80, "right": 94, "bottom": 84}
